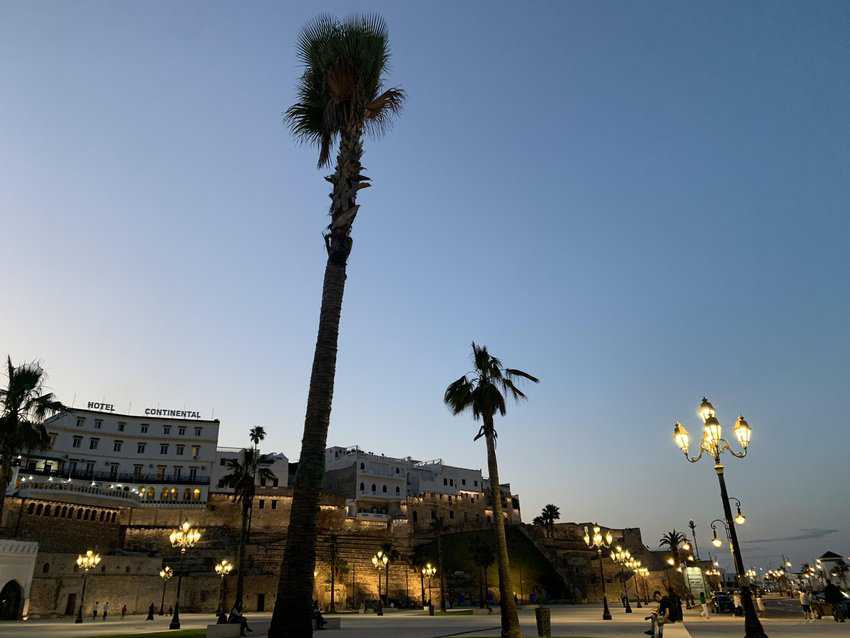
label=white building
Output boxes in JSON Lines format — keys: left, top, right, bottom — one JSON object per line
{"left": 323, "top": 446, "right": 485, "bottom": 518}
{"left": 0, "top": 540, "right": 38, "bottom": 620}
{"left": 16, "top": 407, "right": 220, "bottom": 503}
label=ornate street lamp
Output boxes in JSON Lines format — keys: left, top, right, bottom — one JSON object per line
{"left": 74, "top": 550, "right": 101, "bottom": 623}
{"left": 637, "top": 566, "right": 650, "bottom": 604}
{"left": 672, "top": 397, "right": 766, "bottom": 638}
{"left": 168, "top": 521, "right": 202, "bottom": 629}
{"left": 583, "top": 524, "right": 614, "bottom": 620}
{"left": 626, "top": 558, "right": 643, "bottom": 608}
{"left": 215, "top": 559, "right": 233, "bottom": 615}
{"left": 422, "top": 563, "right": 437, "bottom": 607}
{"left": 611, "top": 546, "right": 633, "bottom": 613}
{"left": 371, "top": 552, "right": 388, "bottom": 615}
{"left": 158, "top": 566, "right": 173, "bottom": 615}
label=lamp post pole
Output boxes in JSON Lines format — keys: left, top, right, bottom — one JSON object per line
{"left": 583, "top": 524, "right": 613, "bottom": 620}
{"left": 215, "top": 559, "right": 233, "bottom": 616}
{"left": 673, "top": 397, "right": 766, "bottom": 638}
{"left": 158, "top": 566, "right": 173, "bottom": 616}
{"left": 74, "top": 550, "right": 101, "bottom": 623}
{"left": 168, "top": 521, "right": 201, "bottom": 630}
{"left": 689, "top": 520, "right": 701, "bottom": 560}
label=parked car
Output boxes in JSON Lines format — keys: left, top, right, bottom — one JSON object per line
{"left": 811, "top": 590, "right": 849, "bottom": 620}
{"left": 712, "top": 592, "right": 734, "bottom": 614}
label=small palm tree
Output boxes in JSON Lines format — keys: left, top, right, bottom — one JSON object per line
{"left": 444, "top": 343, "right": 538, "bottom": 638}
{"left": 221, "top": 441, "right": 277, "bottom": 611}
{"left": 659, "top": 529, "right": 688, "bottom": 565}
{"left": 470, "top": 537, "right": 496, "bottom": 608}
{"left": 0, "top": 357, "right": 63, "bottom": 521}
{"left": 410, "top": 544, "right": 433, "bottom": 607}
{"left": 541, "top": 504, "right": 560, "bottom": 538}
{"left": 273, "top": 14, "right": 404, "bottom": 635}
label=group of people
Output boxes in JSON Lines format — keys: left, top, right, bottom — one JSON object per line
{"left": 799, "top": 580, "right": 847, "bottom": 623}
{"left": 89, "top": 601, "right": 128, "bottom": 620}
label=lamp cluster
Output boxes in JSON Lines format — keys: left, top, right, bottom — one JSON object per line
{"left": 673, "top": 398, "right": 751, "bottom": 461}
{"left": 169, "top": 521, "right": 202, "bottom": 553}
{"left": 76, "top": 549, "right": 101, "bottom": 572}
{"left": 215, "top": 559, "right": 233, "bottom": 577}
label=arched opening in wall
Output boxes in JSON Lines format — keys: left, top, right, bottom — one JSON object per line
{"left": 43, "top": 504, "right": 51, "bottom": 516}
{"left": 183, "top": 488, "right": 191, "bottom": 501}
{"left": 61, "top": 506, "right": 68, "bottom": 517}
{"left": 99, "top": 511, "right": 105, "bottom": 522}
{"left": 111, "top": 512, "right": 117, "bottom": 523}
{"left": 83, "top": 510, "right": 89, "bottom": 521}
{"left": 193, "top": 489, "right": 201, "bottom": 501}
{"left": 42, "top": 563, "right": 50, "bottom": 574}
{"left": 0, "top": 580, "right": 23, "bottom": 620}
{"left": 26, "top": 503, "right": 34, "bottom": 514}
{"left": 35, "top": 504, "right": 43, "bottom": 516}
{"left": 54, "top": 506, "right": 61, "bottom": 517}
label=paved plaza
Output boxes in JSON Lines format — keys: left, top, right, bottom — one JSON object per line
{"left": 1, "top": 603, "right": 847, "bottom": 638}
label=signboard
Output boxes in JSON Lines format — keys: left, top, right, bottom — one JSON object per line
{"left": 144, "top": 408, "right": 201, "bottom": 419}
{"left": 685, "top": 566, "right": 707, "bottom": 598}
{"left": 87, "top": 401, "right": 115, "bottom": 412}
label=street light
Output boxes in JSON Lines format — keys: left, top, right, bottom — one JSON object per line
{"left": 215, "top": 559, "right": 233, "bottom": 616}
{"left": 158, "top": 566, "right": 173, "bottom": 615}
{"left": 168, "top": 521, "right": 201, "bottom": 629}
{"left": 672, "top": 397, "right": 766, "bottom": 638}
{"left": 422, "top": 563, "right": 437, "bottom": 607}
{"left": 583, "top": 524, "right": 614, "bottom": 620}
{"left": 74, "top": 550, "right": 101, "bottom": 623}
{"left": 627, "top": 558, "right": 643, "bottom": 608}
{"left": 611, "top": 546, "right": 633, "bottom": 613}
{"left": 371, "top": 552, "right": 388, "bottom": 615}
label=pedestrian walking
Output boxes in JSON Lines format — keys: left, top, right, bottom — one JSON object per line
{"left": 800, "top": 589, "right": 812, "bottom": 621}
{"left": 102, "top": 601, "right": 109, "bottom": 621}
{"left": 121, "top": 604, "right": 127, "bottom": 618}
{"left": 732, "top": 591, "right": 742, "bottom": 616}
{"left": 146, "top": 603, "right": 155, "bottom": 621}
{"left": 699, "top": 591, "right": 711, "bottom": 619}
{"left": 92, "top": 601, "right": 99, "bottom": 620}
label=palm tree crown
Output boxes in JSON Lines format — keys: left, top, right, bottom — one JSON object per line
{"left": 221, "top": 449, "right": 277, "bottom": 504}
{"left": 444, "top": 343, "right": 539, "bottom": 438}
{"left": 659, "top": 529, "right": 688, "bottom": 550}
{"left": 285, "top": 13, "right": 405, "bottom": 168}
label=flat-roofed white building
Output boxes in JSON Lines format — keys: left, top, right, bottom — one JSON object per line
{"left": 14, "top": 407, "right": 219, "bottom": 503}
{"left": 211, "top": 447, "right": 289, "bottom": 492}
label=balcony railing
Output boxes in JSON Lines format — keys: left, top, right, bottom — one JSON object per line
{"left": 18, "top": 466, "right": 210, "bottom": 486}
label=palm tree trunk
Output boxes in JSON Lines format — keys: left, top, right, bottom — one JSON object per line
{"left": 235, "top": 498, "right": 250, "bottom": 611}
{"left": 437, "top": 532, "right": 446, "bottom": 612}
{"left": 271, "top": 129, "right": 362, "bottom": 638}
{"left": 483, "top": 416, "right": 521, "bottom": 638}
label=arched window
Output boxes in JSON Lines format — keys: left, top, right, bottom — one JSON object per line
{"left": 76, "top": 508, "right": 82, "bottom": 519}
{"left": 61, "top": 506, "right": 68, "bottom": 517}
{"left": 99, "top": 511, "right": 105, "bottom": 522}
{"left": 359, "top": 482, "right": 365, "bottom": 492}
{"left": 395, "top": 486, "right": 400, "bottom": 495}
{"left": 27, "top": 503, "right": 35, "bottom": 514}
{"left": 395, "top": 467, "right": 399, "bottom": 474}
{"left": 43, "top": 504, "right": 51, "bottom": 516}
{"left": 111, "top": 512, "right": 117, "bottom": 523}
{"left": 371, "top": 484, "right": 376, "bottom": 493}
{"left": 42, "top": 563, "right": 50, "bottom": 574}
{"left": 382, "top": 485, "right": 387, "bottom": 493}
{"left": 83, "top": 509, "right": 89, "bottom": 520}
{"left": 360, "top": 463, "right": 365, "bottom": 470}
{"left": 54, "top": 506, "right": 60, "bottom": 517}
{"left": 35, "top": 504, "right": 43, "bottom": 516}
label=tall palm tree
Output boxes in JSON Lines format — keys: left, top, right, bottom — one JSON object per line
{"left": 541, "top": 504, "right": 560, "bottom": 538}
{"left": 659, "top": 529, "right": 688, "bottom": 564}
{"left": 0, "top": 357, "right": 63, "bottom": 523}
{"left": 272, "top": 14, "right": 404, "bottom": 636}
{"left": 221, "top": 446, "right": 277, "bottom": 611}
{"left": 444, "top": 343, "right": 539, "bottom": 638}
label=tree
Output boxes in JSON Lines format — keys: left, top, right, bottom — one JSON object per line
{"left": 470, "top": 537, "right": 496, "bottom": 608}
{"left": 532, "top": 516, "right": 546, "bottom": 530}
{"left": 831, "top": 560, "right": 849, "bottom": 588}
{"left": 444, "top": 343, "right": 539, "bottom": 638}
{"left": 410, "top": 543, "right": 433, "bottom": 607}
{"left": 658, "top": 529, "right": 688, "bottom": 565}
{"left": 272, "top": 14, "right": 404, "bottom": 636}
{"left": 221, "top": 435, "right": 277, "bottom": 612}
{"left": 430, "top": 517, "right": 448, "bottom": 612}
{"left": 0, "top": 357, "right": 63, "bottom": 523}
{"left": 540, "top": 504, "right": 560, "bottom": 538}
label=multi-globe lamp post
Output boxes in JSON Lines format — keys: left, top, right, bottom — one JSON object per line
{"left": 158, "top": 566, "right": 173, "bottom": 615}
{"left": 215, "top": 559, "right": 233, "bottom": 616}
{"left": 611, "top": 546, "right": 633, "bottom": 613}
{"left": 583, "top": 524, "right": 614, "bottom": 620}
{"left": 74, "top": 550, "right": 101, "bottom": 623}
{"left": 626, "top": 558, "right": 643, "bottom": 608}
{"left": 422, "top": 563, "right": 437, "bottom": 608}
{"left": 168, "top": 521, "right": 202, "bottom": 630}
{"left": 672, "top": 397, "right": 766, "bottom": 638}
{"left": 371, "top": 551, "right": 388, "bottom": 615}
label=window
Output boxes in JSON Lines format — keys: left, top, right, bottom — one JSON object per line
{"left": 271, "top": 500, "right": 278, "bottom": 510}
{"left": 382, "top": 485, "right": 387, "bottom": 493}
{"left": 178, "top": 426, "right": 186, "bottom": 436}
{"left": 443, "top": 478, "right": 448, "bottom": 486}
{"left": 259, "top": 499, "right": 265, "bottom": 510}
{"left": 140, "top": 424, "right": 149, "bottom": 433}
{"left": 189, "top": 466, "right": 198, "bottom": 480}
{"left": 194, "top": 426, "right": 202, "bottom": 436}
{"left": 395, "top": 486, "right": 400, "bottom": 495}
{"left": 76, "top": 416, "right": 85, "bottom": 427}
{"left": 395, "top": 467, "right": 400, "bottom": 474}
{"left": 192, "top": 488, "right": 201, "bottom": 501}
{"left": 360, "top": 462, "right": 365, "bottom": 470}
{"left": 449, "top": 510, "right": 455, "bottom": 519}
{"left": 183, "top": 488, "right": 191, "bottom": 501}
{"left": 219, "top": 457, "right": 226, "bottom": 466}
{"left": 174, "top": 466, "right": 182, "bottom": 479}
{"left": 371, "top": 483, "right": 376, "bottom": 493}
{"left": 137, "top": 442, "right": 146, "bottom": 454}
{"left": 109, "top": 463, "right": 119, "bottom": 478}
{"left": 163, "top": 425, "right": 171, "bottom": 435}
{"left": 133, "top": 465, "right": 143, "bottom": 479}
{"left": 450, "top": 479, "right": 454, "bottom": 486}
{"left": 462, "top": 479, "right": 466, "bottom": 486}
{"left": 260, "top": 476, "right": 267, "bottom": 487}
{"left": 360, "top": 482, "right": 365, "bottom": 492}
{"left": 474, "top": 480, "right": 478, "bottom": 487}
{"left": 160, "top": 444, "right": 169, "bottom": 455}
{"left": 191, "top": 445, "right": 200, "bottom": 459}
{"left": 117, "top": 421, "right": 126, "bottom": 432}
{"left": 72, "top": 436, "right": 83, "bottom": 449}
{"left": 94, "top": 419, "right": 103, "bottom": 429}
{"left": 89, "top": 438, "right": 100, "bottom": 450}
{"left": 114, "top": 440, "right": 123, "bottom": 452}
{"left": 85, "top": 461, "right": 95, "bottom": 475}
{"left": 156, "top": 465, "right": 166, "bottom": 480}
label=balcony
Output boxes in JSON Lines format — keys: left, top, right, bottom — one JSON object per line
{"left": 18, "top": 466, "right": 210, "bottom": 486}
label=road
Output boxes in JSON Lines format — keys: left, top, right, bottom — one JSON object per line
{"left": 1, "top": 602, "right": 847, "bottom": 637}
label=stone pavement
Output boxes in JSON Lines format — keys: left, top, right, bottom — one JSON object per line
{"left": 1, "top": 604, "right": 847, "bottom": 637}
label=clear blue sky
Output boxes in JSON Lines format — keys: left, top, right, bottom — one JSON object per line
{"left": 2, "top": 1, "right": 848, "bottom": 571}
